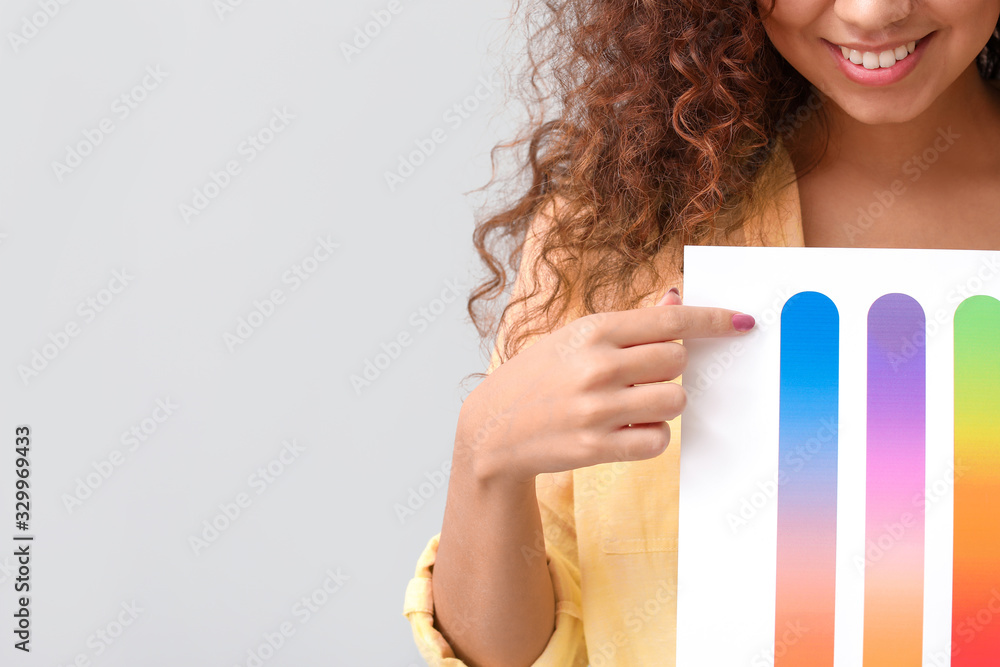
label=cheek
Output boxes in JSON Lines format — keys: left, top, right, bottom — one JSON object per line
{"left": 761, "top": 0, "right": 823, "bottom": 30}
{"left": 947, "top": 0, "right": 1000, "bottom": 20}
{"left": 968, "top": 1, "right": 1000, "bottom": 47}
{"left": 932, "top": 0, "right": 1000, "bottom": 69}
{"left": 759, "top": 2, "right": 825, "bottom": 63}
{"left": 934, "top": 0, "right": 1000, "bottom": 44}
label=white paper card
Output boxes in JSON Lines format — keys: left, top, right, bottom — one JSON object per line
{"left": 677, "top": 245, "right": 1000, "bottom": 667}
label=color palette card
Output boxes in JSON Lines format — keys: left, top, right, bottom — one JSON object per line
{"left": 677, "top": 246, "right": 1000, "bottom": 667}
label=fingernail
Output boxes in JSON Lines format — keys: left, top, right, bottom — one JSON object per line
{"left": 668, "top": 287, "right": 680, "bottom": 296}
{"left": 732, "top": 314, "right": 755, "bottom": 332}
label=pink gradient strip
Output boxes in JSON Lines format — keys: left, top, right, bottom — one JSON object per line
{"left": 863, "top": 293, "right": 925, "bottom": 665}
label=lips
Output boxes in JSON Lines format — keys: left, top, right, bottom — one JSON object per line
{"left": 824, "top": 32, "right": 932, "bottom": 85}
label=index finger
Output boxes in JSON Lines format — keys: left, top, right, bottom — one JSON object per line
{"left": 601, "top": 304, "right": 755, "bottom": 347}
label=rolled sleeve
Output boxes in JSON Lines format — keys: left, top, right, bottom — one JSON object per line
{"left": 403, "top": 532, "right": 586, "bottom": 666}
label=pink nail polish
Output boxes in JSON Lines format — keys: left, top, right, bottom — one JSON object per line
{"left": 732, "top": 314, "right": 755, "bottom": 332}
{"left": 668, "top": 287, "right": 680, "bottom": 296}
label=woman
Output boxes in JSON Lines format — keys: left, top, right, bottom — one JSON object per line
{"left": 403, "top": 0, "right": 1000, "bottom": 664}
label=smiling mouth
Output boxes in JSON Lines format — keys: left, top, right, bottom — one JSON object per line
{"left": 835, "top": 37, "right": 924, "bottom": 70}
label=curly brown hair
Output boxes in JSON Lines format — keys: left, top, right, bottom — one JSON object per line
{"left": 463, "top": 0, "right": 1000, "bottom": 378}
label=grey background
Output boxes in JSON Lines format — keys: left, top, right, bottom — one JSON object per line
{"left": 0, "top": 0, "right": 515, "bottom": 664}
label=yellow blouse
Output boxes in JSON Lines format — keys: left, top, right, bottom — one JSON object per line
{"left": 401, "top": 132, "right": 811, "bottom": 666}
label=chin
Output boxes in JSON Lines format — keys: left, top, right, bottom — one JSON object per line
{"left": 826, "top": 90, "right": 928, "bottom": 126}
{"left": 845, "top": 108, "right": 920, "bottom": 126}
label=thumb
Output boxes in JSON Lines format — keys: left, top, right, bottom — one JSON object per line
{"left": 655, "top": 286, "right": 682, "bottom": 307}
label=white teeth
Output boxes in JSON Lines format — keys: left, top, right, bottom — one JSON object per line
{"left": 840, "top": 38, "right": 920, "bottom": 69}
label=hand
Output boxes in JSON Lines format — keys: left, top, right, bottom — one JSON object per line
{"left": 456, "top": 287, "right": 755, "bottom": 486}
